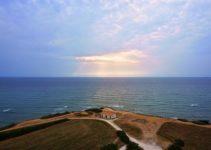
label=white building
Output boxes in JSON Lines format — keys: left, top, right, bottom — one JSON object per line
{"left": 99, "top": 111, "right": 117, "bottom": 119}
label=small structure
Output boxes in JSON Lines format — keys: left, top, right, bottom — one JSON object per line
{"left": 99, "top": 111, "right": 117, "bottom": 120}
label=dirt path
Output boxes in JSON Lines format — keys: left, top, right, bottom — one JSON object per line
{"left": 68, "top": 117, "right": 162, "bottom": 150}
{"left": 106, "top": 120, "right": 162, "bottom": 150}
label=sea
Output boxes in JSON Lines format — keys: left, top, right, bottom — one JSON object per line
{"left": 0, "top": 77, "right": 210, "bottom": 126}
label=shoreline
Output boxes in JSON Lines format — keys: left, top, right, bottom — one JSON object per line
{"left": 0, "top": 107, "right": 211, "bottom": 150}
{"left": 1, "top": 106, "right": 210, "bottom": 128}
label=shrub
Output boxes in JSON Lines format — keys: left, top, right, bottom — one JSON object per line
{"left": 116, "top": 130, "right": 130, "bottom": 144}
{"left": 191, "top": 120, "right": 209, "bottom": 125}
{"left": 177, "top": 118, "right": 188, "bottom": 122}
{"left": 40, "top": 111, "right": 69, "bottom": 119}
{"left": 0, "top": 118, "right": 69, "bottom": 141}
{"left": 127, "top": 141, "right": 143, "bottom": 150}
{"left": 85, "top": 108, "right": 102, "bottom": 113}
{"left": 177, "top": 119, "right": 210, "bottom": 125}
{"left": 101, "top": 143, "right": 118, "bottom": 150}
{"left": 0, "top": 123, "right": 17, "bottom": 131}
{"left": 116, "top": 130, "right": 143, "bottom": 150}
{"left": 74, "top": 112, "right": 92, "bottom": 117}
{"left": 174, "top": 139, "right": 184, "bottom": 147}
{"left": 167, "top": 144, "right": 182, "bottom": 150}
{"left": 167, "top": 139, "right": 184, "bottom": 150}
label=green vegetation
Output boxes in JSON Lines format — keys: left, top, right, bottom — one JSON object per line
{"left": 40, "top": 111, "right": 70, "bottom": 119}
{"left": 174, "top": 139, "right": 185, "bottom": 147}
{"left": 167, "top": 144, "right": 181, "bottom": 150}
{"left": 191, "top": 120, "right": 209, "bottom": 125}
{"left": 177, "top": 118, "right": 210, "bottom": 125}
{"left": 167, "top": 139, "right": 184, "bottom": 150}
{"left": 85, "top": 108, "right": 103, "bottom": 113}
{"left": 74, "top": 111, "right": 92, "bottom": 117}
{"left": 177, "top": 118, "right": 188, "bottom": 122}
{"left": 116, "top": 130, "right": 143, "bottom": 150}
{"left": 127, "top": 141, "right": 143, "bottom": 150}
{"left": 0, "top": 119, "right": 117, "bottom": 150}
{"left": 0, "top": 118, "right": 69, "bottom": 141}
{"left": 0, "top": 123, "right": 17, "bottom": 131}
{"left": 101, "top": 143, "right": 118, "bottom": 150}
{"left": 116, "top": 130, "right": 130, "bottom": 144}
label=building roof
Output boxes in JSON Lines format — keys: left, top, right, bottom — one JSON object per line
{"left": 101, "top": 111, "right": 116, "bottom": 116}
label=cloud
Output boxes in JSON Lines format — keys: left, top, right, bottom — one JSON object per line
{"left": 93, "top": 0, "right": 149, "bottom": 38}
{"left": 125, "top": 20, "right": 181, "bottom": 49}
{"left": 75, "top": 49, "right": 147, "bottom": 64}
{"left": 93, "top": 0, "right": 210, "bottom": 49}
{"left": 122, "top": 0, "right": 210, "bottom": 50}
{"left": 1, "top": 0, "right": 211, "bottom": 76}
{"left": 74, "top": 49, "right": 157, "bottom": 77}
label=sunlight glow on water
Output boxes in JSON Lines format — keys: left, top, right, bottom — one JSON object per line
{"left": 0, "top": 77, "right": 211, "bottom": 126}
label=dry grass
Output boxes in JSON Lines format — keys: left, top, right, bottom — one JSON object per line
{"left": 115, "top": 119, "right": 142, "bottom": 139}
{"left": 0, "top": 119, "right": 69, "bottom": 141}
{"left": 114, "top": 112, "right": 168, "bottom": 142}
{"left": 0, "top": 119, "right": 117, "bottom": 150}
{"left": 157, "top": 122, "right": 211, "bottom": 150}
{"left": 109, "top": 108, "right": 211, "bottom": 149}
{"left": 73, "top": 111, "right": 92, "bottom": 117}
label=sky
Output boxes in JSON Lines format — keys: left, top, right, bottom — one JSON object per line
{"left": 0, "top": 0, "right": 211, "bottom": 77}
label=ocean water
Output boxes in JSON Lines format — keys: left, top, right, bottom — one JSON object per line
{"left": 0, "top": 77, "right": 211, "bottom": 126}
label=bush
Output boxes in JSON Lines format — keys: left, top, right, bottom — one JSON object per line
{"left": 116, "top": 130, "right": 143, "bottom": 150}
{"left": 127, "top": 141, "right": 143, "bottom": 150}
{"left": 191, "top": 120, "right": 210, "bottom": 125}
{"left": 0, "top": 123, "right": 17, "bottom": 131}
{"left": 177, "top": 119, "right": 210, "bottom": 125}
{"left": 167, "top": 139, "right": 184, "bottom": 150}
{"left": 174, "top": 139, "right": 184, "bottom": 147}
{"left": 74, "top": 112, "right": 91, "bottom": 117}
{"left": 40, "top": 111, "right": 70, "bottom": 119}
{"left": 101, "top": 143, "right": 118, "bottom": 150}
{"left": 167, "top": 144, "right": 182, "bottom": 150}
{"left": 85, "top": 108, "right": 102, "bottom": 113}
{"left": 0, "top": 118, "right": 69, "bottom": 141}
{"left": 116, "top": 130, "right": 130, "bottom": 144}
{"left": 177, "top": 118, "right": 188, "bottom": 122}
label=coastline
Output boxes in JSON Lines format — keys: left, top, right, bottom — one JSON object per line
{"left": 0, "top": 107, "right": 211, "bottom": 150}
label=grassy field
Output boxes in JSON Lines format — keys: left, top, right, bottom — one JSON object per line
{"left": 0, "top": 118, "right": 69, "bottom": 141}
{"left": 157, "top": 122, "right": 211, "bottom": 150}
{"left": 0, "top": 119, "right": 117, "bottom": 150}
{"left": 114, "top": 119, "right": 142, "bottom": 139}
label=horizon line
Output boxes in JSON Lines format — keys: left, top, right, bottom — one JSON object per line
{"left": 0, "top": 76, "right": 210, "bottom": 78}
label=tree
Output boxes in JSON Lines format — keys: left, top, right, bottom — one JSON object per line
{"left": 116, "top": 130, "right": 130, "bottom": 144}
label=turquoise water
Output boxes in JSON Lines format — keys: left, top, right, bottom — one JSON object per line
{"left": 0, "top": 77, "right": 211, "bottom": 126}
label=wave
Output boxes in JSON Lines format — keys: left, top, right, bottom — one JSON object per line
{"left": 110, "top": 104, "right": 124, "bottom": 108}
{"left": 170, "top": 117, "right": 178, "bottom": 119}
{"left": 54, "top": 107, "right": 64, "bottom": 112}
{"left": 2, "top": 108, "right": 11, "bottom": 112}
{"left": 85, "top": 106, "right": 93, "bottom": 109}
{"left": 190, "top": 104, "right": 198, "bottom": 107}
{"left": 53, "top": 105, "right": 70, "bottom": 113}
